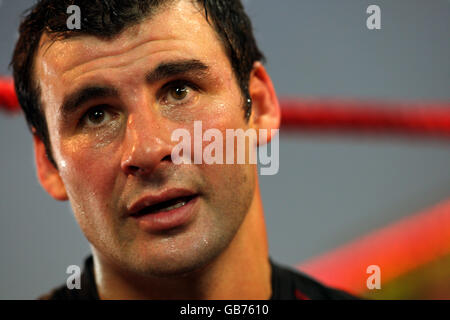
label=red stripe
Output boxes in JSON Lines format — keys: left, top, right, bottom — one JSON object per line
{"left": 297, "top": 198, "right": 450, "bottom": 295}
{"left": 281, "top": 98, "right": 450, "bottom": 137}
{"left": 0, "top": 78, "right": 20, "bottom": 113}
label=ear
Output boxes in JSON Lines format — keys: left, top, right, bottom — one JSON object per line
{"left": 248, "top": 61, "right": 281, "bottom": 145}
{"left": 33, "top": 133, "right": 68, "bottom": 201}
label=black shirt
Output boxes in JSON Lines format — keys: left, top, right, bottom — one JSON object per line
{"left": 40, "top": 255, "right": 357, "bottom": 300}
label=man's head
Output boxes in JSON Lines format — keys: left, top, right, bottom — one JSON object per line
{"left": 12, "top": 0, "right": 265, "bottom": 167}
{"left": 12, "top": 0, "right": 280, "bottom": 278}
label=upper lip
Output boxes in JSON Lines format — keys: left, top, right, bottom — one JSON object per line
{"left": 127, "top": 188, "right": 197, "bottom": 216}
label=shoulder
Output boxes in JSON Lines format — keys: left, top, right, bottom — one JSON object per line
{"left": 38, "top": 284, "right": 82, "bottom": 300}
{"left": 270, "top": 259, "right": 359, "bottom": 300}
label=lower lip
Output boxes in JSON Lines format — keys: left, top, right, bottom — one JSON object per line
{"left": 131, "top": 196, "right": 199, "bottom": 232}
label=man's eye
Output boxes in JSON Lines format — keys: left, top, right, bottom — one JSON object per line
{"left": 161, "top": 81, "right": 199, "bottom": 106}
{"left": 170, "top": 86, "right": 189, "bottom": 101}
{"left": 80, "top": 105, "right": 112, "bottom": 128}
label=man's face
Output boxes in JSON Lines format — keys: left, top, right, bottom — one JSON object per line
{"left": 34, "top": 0, "right": 256, "bottom": 276}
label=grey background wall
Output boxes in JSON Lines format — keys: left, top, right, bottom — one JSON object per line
{"left": 1, "top": 0, "right": 449, "bottom": 299}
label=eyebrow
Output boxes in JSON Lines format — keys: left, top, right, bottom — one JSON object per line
{"left": 59, "top": 59, "right": 210, "bottom": 119}
{"left": 145, "top": 59, "right": 210, "bottom": 83}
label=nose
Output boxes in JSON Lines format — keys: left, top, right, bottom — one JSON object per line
{"left": 120, "top": 111, "right": 173, "bottom": 177}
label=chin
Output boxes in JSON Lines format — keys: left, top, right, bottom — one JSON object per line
{"left": 128, "top": 239, "right": 226, "bottom": 279}
{"left": 130, "top": 255, "right": 210, "bottom": 279}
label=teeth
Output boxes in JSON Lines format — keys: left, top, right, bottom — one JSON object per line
{"left": 135, "top": 196, "right": 194, "bottom": 216}
{"left": 159, "top": 200, "right": 187, "bottom": 212}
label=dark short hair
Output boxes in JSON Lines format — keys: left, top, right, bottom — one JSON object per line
{"left": 11, "top": 0, "right": 265, "bottom": 167}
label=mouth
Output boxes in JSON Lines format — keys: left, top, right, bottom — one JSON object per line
{"left": 128, "top": 190, "right": 199, "bottom": 232}
{"left": 131, "top": 195, "right": 197, "bottom": 216}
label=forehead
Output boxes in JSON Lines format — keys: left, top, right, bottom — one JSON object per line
{"left": 34, "top": 0, "right": 230, "bottom": 105}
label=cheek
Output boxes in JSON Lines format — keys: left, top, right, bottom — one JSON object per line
{"left": 57, "top": 138, "right": 121, "bottom": 209}
{"left": 189, "top": 93, "right": 254, "bottom": 191}
{"left": 198, "top": 130, "right": 255, "bottom": 209}
{"left": 58, "top": 143, "right": 123, "bottom": 247}
{"left": 199, "top": 160, "right": 255, "bottom": 239}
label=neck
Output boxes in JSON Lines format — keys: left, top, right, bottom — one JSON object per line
{"left": 92, "top": 178, "right": 271, "bottom": 299}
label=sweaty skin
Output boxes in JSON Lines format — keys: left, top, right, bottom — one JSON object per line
{"left": 33, "top": 0, "right": 280, "bottom": 299}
